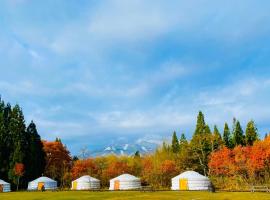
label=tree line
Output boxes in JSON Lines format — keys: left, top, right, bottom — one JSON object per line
{"left": 0, "top": 98, "right": 45, "bottom": 189}
{"left": 68, "top": 111, "right": 261, "bottom": 189}
{"left": 0, "top": 97, "right": 72, "bottom": 190}
{"left": 0, "top": 96, "right": 265, "bottom": 190}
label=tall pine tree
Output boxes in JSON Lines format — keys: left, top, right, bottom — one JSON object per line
{"left": 190, "top": 111, "right": 212, "bottom": 175}
{"left": 179, "top": 133, "right": 188, "bottom": 149}
{"left": 223, "top": 123, "right": 232, "bottom": 148}
{"left": 171, "top": 131, "right": 180, "bottom": 153}
{"left": 245, "top": 120, "right": 258, "bottom": 146}
{"left": 212, "top": 125, "right": 223, "bottom": 151}
{"left": 8, "top": 105, "right": 28, "bottom": 189}
{"left": 25, "top": 121, "right": 46, "bottom": 182}
{"left": 232, "top": 120, "right": 245, "bottom": 147}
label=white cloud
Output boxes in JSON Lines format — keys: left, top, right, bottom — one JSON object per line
{"left": 196, "top": 77, "right": 270, "bottom": 131}
{"left": 0, "top": 80, "right": 52, "bottom": 96}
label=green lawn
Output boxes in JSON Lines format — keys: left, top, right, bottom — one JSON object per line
{"left": 1, "top": 191, "right": 270, "bottom": 200}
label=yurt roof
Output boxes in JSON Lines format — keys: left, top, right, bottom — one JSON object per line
{"left": 74, "top": 175, "right": 100, "bottom": 182}
{"left": 172, "top": 171, "right": 209, "bottom": 181}
{"left": 30, "top": 176, "right": 56, "bottom": 183}
{"left": 111, "top": 173, "right": 140, "bottom": 181}
{"left": 0, "top": 179, "right": 9, "bottom": 184}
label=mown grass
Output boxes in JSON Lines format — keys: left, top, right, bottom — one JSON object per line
{"left": 1, "top": 191, "right": 270, "bottom": 200}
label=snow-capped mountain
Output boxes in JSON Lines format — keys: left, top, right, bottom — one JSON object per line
{"left": 90, "top": 136, "right": 163, "bottom": 156}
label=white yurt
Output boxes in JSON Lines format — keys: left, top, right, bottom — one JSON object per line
{"left": 71, "top": 175, "right": 100, "bottom": 190}
{"left": 0, "top": 179, "right": 11, "bottom": 192}
{"left": 109, "top": 174, "right": 141, "bottom": 190}
{"left": 28, "top": 176, "right": 57, "bottom": 191}
{"left": 171, "top": 171, "right": 212, "bottom": 191}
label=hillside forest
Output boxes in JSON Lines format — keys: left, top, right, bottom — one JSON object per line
{"left": 0, "top": 97, "right": 268, "bottom": 190}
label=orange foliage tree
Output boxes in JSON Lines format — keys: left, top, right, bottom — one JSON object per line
{"left": 159, "top": 160, "right": 177, "bottom": 187}
{"left": 71, "top": 158, "right": 98, "bottom": 179}
{"left": 209, "top": 136, "right": 270, "bottom": 188}
{"left": 14, "top": 163, "right": 24, "bottom": 191}
{"left": 43, "top": 139, "right": 72, "bottom": 187}
{"left": 208, "top": 147, "right": 235, "bottom": 176}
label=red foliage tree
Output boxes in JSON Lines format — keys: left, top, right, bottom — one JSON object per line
{"left": 43, "top": 140, "right": 72, "bottom": 186}
{"left": 105, "top": 160, "right": 130, "bottom": 178}
{"left": 209, "top": 147, "right": 235, "bottom": 176}
{"left": 14, "top": 163, "right": 24, "bottom": 191}
{"left": 160, "top": 160, "right": 176, "bottom": 175}
{"left": 71, "top": 158, "right": 98, "bottom": 179}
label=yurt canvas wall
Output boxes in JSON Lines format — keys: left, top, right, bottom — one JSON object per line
{"left": 28, "top": 176, "right": 57, "bottom": 191}
{"left": 171, "top": 171, "right": 212, "bottom": 191}
{"left": 0, "top": 179, "right": 11, "bottom": 192}
{"left": 71, "top": 175, "right": 100, "bottom": 190}
{"left": 109, "top": 174, "right": 141, "bottom": 190}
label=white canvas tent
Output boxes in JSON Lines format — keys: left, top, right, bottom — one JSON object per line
{"left": 71, "top": 175, "right": 100, "bottom": 190}
{"left": 109, "top": 174, "right": 141, "bottom": 190}
{"left": 171, "top": 171, "right": 212, "bottom": 191}
{"left": 0, "top": 179, "right": 10, "bottom": 192}
{"left": 28, "top": 176, "right": 57, "bottom": 191}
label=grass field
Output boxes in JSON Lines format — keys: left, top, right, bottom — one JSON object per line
{"left": 0, "top": 191, "right": 270, "bottom": 200}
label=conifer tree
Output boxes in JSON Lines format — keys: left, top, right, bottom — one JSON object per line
{"left": 134, "top": 151, "right": 140, "bottom": 158}
{"left": 245, "top": 120, "right": 258, "bottom": 146}
{"left": 212, "top": 125, "right": 223, "bottom": 150}
{"left": 190, "top": 111, "right": 212, "bottom": 175}
{"left": 232, "top": 120, "right": 245, "bottom": 147}
{"left": 223, "top": 123, "right": 232, "bottom": 148}
{"left": 8, "top": 105, "right": 28, "bottom": 188}
{"left": 194, "top": 111, "right": 205, "bottom": 136}
{"left": 25, "top": 121, "right": 46, "bottom": 181}
{"left": 179, "top": 133, "right": 188, "bottom": 148}
{"left": 171, "top": 131, "right": 180, "bottom": 153}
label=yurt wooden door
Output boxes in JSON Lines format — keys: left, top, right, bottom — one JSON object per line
{"left": 114, "top": 180, "right": 120, "bottom": 190}
{"left": 73, "top": 181, "right": 78, "bottom": 190}
{"left": 179, "top": 179, "right": 188, "bottom": 190}
{"left": 0, "top": 184, "right": 3, "bottom": 192}
{"left": 38, "top": 182, "right": 45, "bottom": 191}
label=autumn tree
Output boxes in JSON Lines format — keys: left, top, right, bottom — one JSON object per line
{"left": 71, "top": 158, "right": 98, "bottom": 179}
{"left": 159, "top": 160, "right": 177, "bottom": 188}
{"left": 43, "top": 139, "right": 72, "bottom": 187}
{"left": 14, "top": 163, "right": 24, "bottom": 191}
{"left": 209, "top": 147, "right": 234, "bottom": 176}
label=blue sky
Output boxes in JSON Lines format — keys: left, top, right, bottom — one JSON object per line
{"left": 1, "top": 0, "right": 270, "bottom": 154}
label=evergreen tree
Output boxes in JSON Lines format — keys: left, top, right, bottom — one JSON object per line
{"left": 232, "top": 120, "right": 245, "bottom": 147}
{"left": 190, "top": 111, "right": 212, "bottom": 175}
{"left": 161, "top": 141, "right": 171, "bottom": 153}
{"left": 245, "top": 120, "right": 258, "bottom": 146}
{"left": 223, "top": 123, "right": 232, "bottom": 148}
{"left": 194, "top": 111, "right": 205, "bottom": 136}
{"left": 171, "top": 131, "right": 180, "bottom": 153}
{"left": 179, "top": 133, "right": 188, "bottom": 148}
{"left": 134, "top": 151, "right": 140, "bottom": 158}
{"left": 8, "top": 105, "right": 28, "bottom": 188}
{"left": 0, "top": 98, "right": 44, "bottom": 189}
{"left": 0, "top": 99, "right": 7, "bottom": 179}
{"left": 212, "top": 125, "right": 223, "bottom": 150}
{"left": 25, "top": 121, "right": 46, "bottom": 181}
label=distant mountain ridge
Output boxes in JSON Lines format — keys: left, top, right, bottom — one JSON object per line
{"left": 90, "top": 136, "right": 163, "bottom": 156}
